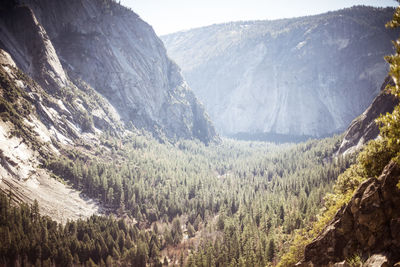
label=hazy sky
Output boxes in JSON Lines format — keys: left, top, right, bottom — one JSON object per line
{"left": 120, "top": 0, "right": 398, "bottom": 35}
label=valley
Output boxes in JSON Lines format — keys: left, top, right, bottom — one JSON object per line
{"left": 0, "top": 0, "right": 400, "bottom": 266}
{"left": 1, "top": 131, "right": 353, "bottom": 266}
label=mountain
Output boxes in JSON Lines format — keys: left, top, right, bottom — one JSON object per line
{"left": 0, "top": 46, "right": 103, "bottom": 222}
{"left": 278, "top": 8, "right": 400, "bottom": 261}
{"left": 337, "top": 76, "right": 399, "bottom": 155}
{"left": 0, "top": 0, "right": 217, "bottom": 221}
{"left": 0, "top": 0, "right": 217, "bottom": 144}
{"left": 162, "top": 6, "right": 398, "bottom": 140}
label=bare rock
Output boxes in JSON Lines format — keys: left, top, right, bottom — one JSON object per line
{"left": 0, "top": 0, "right": 217, "bottom": 144}
{"left": 22, "top": 0, "right": 217, "bottom": 143}
{"left": 333, "top": 261, "right": 351, "bottom": 267}
{"left": 363, "top": 254, "right": 389, "bottom": 267}
{"left": 338, "top": 76, "right": 398, "bottom": 155}
{"left": 162, "top": 7, "right": 398, "bottom": 139}
{"left": 0, "top": 6, "right": 67, "bottom": 91}
{"left": 295, "top": 261, "right": 314, "bottom": 267}
{"left": 303, "top": 162, "right": 400, "bottom": 266}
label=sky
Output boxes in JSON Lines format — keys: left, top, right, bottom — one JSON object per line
{"left": 120, "top": 0, "right": 398, "bottom": 36}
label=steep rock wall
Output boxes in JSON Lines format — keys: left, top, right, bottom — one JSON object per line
{"left": 301, "top": 161, "right": 400, "bottom": 266}
{"left": 22, "top": 0, "right": 217, "bottom": 143}
{"left": 338, "top": 76, "right": 399, "bottom": 155}
{"left": 162, "top": 6, "right": 398, "bottom": 138}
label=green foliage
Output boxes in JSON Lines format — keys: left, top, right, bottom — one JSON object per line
{"left": 278, "top": 6, "right": 400, "bottom": 266}
{"left": 77, "top": 111, "right": 94, "bottom": 133}
{"left": 386, "top": 6, "right": 400, "bottom": 29}
{"left": 383, "top": 4, "right": 400, "bottom": 189}
{"left": 44, "top": 129, "right": 349, "bottom": 267}
{"left": 0, "top": 50, "right": 355, "bottom": 267}
{"left": 267, "top": 239, "right": 276, "bottom": 262}
{"left": 0, "top": 66, "right": 35, "bottom": 141}
{"left": 187, "top": 223, "right": 195, "bottom": 238}
{"left": 346, "top": 253, "right": 363, "bottom": 267}
{"left": 358, "top": 139, "right": 395, "bottom": 178}
{"left": 0, "top": 192, "right": 157, "bottom": 266}
{"left": 171, "top": 217, "right": 183, "bottom": 245}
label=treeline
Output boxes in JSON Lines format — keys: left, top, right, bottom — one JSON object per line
{"left": 185, "top": 138, "right": 352, "bottom": 266}
{"left": 44, "top": 133, "right": 352, "bottom": 265}
{"left": 0, "top": 192, "right": 161, "bottom": 266}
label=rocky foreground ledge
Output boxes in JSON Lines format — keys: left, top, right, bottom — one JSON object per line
{"left": 298, "top": 161, "right": 400, "bottom": 266}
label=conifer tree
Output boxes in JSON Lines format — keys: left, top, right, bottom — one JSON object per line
{"left": 267, "top": 239, "right": 275, "bottom": 263}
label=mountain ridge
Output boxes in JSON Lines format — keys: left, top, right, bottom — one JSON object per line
{"left": 0, "top": 0, "right": 217, "bottom": 144}
{"left": 0, "top": 0, "right": 218, "bottom": 222}
{"left": 162, "top": 6, "right": 398, "bottom": 140}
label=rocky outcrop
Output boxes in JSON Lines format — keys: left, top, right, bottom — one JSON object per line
{"left": 0, "top": 3, "right": 126, "bottom": 136}
{"left": 0, "top": 5, "right": 124, "bottom": 141}
{"left": 0, "top": 0, "right": 218, "bottom": 222}
{"left": 162, "top": 6, "right": 398, "bottom": 139}
{"left": 302, "top": 161, "right": 400, "bottom": 266}
{"left": 18, "top": 0, "right": 216, "bottom": 143}
{"left": 363, "top": 254, "right": 391, "bottom": 267}
{"left": 298, "top": 254, "right": 393, "bottom": 267}
{"left": 0, "top": 49, "right": 102, "bottom": 223}
{"left": 0, "top": 0, "right": 216, "bottom": 143}
{"left": 337, "top": 77, "right": 399, "bottom": 155}
{"left": 0, "top": 5, "right": 67, "bottom": 91}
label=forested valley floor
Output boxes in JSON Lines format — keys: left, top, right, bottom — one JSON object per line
{"left": 0, "top": 133, "right": 352, "bottom": 266}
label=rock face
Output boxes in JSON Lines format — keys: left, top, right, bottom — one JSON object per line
{"left": 0, "top": 0, "right": 217, "bottom": 221}
{"left": 363, "top": 254, "right": 390, "bottom": 267}
{"left": 0, "top": 4, "right": 122, "bottom": 140}
{"left": 162, "top": 6, "right": 398, "bottom": 139}
{"left": 0, "top": 0, "right": 216, "bottom": 143}
{"left": 0, "top": 47, "right": 102, "bottom": 223}
{"left": 338, "top": 77, "right": 399, "bottom": 155}
{"left": 0, "top": 5, "right": 67, "bottom": 90}
{"left": 302, "top": 161, "right": 400, "bottom": 266}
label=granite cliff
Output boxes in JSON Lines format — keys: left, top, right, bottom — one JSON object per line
{"left": 338, "top": 76, "right": 399, "bottom": 155}
{"left": 0, "top": 0, "right": 217, "bottom": 221}
{"left": 0, "top": 0, "right": 217, "bottom": 144}
{"left": 162, "top": 6, "right": 398, "bottom": 139}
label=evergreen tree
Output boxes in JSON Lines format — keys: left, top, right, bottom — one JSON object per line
{"left": 171, "top": 217, "right": 183, "bottom": 245}
{"left": 267, "top": 239, "right": 275, "bottom": 262}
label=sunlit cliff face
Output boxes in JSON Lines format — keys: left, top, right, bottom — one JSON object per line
{"left": 162, "top": 6, "right": 397, "bottom": 139}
